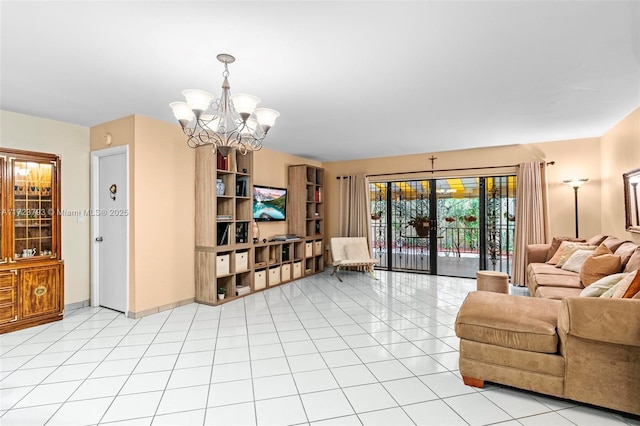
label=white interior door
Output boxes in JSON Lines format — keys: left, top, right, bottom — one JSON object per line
{"left": 96, "top": 152, "right": 127, "bottom": 313}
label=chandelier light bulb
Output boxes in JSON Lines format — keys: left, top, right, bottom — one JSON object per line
{"left": 231, "top": 94, "right": 261, "bottom": 120}
{"left": 182, "top": 89, "right": 214, "bottom": 115}
{"left": 169, "top": 102, "right": 195, "bottom": 123}
{"left": 239, "top": 117, "right": 260, "bottom": 136}
{"left": 254, "top": 108, "right": 280, "bottom": 132}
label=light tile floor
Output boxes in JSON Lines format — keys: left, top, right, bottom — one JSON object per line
{"left": 0, "top": 270, "right": 637, "bottom": 426}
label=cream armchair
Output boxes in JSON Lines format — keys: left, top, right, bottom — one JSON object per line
{"left": 329, "top": 237, "right": 379, "bottom": 282}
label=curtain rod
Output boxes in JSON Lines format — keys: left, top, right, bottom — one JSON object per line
{"left": 364, "top": 161, "right": 555, "bottom": 178}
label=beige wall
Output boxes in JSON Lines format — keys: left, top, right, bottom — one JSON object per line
{"left": 90, "top": 115, "right": 194, "bottom": 314}
{"left": 253, "top": 148, "right": 321, "bottom": 239}
{"left": 323, "top": 137, "right": 602, "bottom": 242}
{"left": 600, "top": 107, "right": 640, "bottom": 243}
{"left": 90, "top": 116, "right": 137, "bottom": 309}
{"left": 0, "top": 110, "right": 91, "bottom": 305}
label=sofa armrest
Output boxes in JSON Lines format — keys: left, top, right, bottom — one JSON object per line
{"left": 558, "top": 298, "right": 640, "bottom": 347}
{"left": 527, "top": 244, "right": 550, "bottom": 265}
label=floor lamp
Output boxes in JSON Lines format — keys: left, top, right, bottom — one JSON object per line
{"left": 564, "top": 179, "right": 588, "bottom": 238}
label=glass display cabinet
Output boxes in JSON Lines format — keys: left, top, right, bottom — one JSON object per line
{"left": 0, "top": 149, "right": 64, "bottom": 334}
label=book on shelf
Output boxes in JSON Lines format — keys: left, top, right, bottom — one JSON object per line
{"left": 216, "top": 215, "right": 233, "bottom": 220}
{"left": 216, "top": 152, "right": 228, "bottom": 171}
{"left": 235, "top": 222, "right": 248, "bottom": 243}
{"left": 236, "top": 178, "right": 248, "bottom": 197}
{"left": 217, "top": 223, "right": 229, "bottom": 245}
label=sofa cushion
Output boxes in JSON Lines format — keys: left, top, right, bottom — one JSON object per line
{"left": 529, "top": 263, "right": 581, "bottom": 277}
{"left": 580, "top": 244, "right": 622, "bottom": 286}
{"left": 602, "top": 236, "right": 626, "bottom": 252}
{"left": 546, "top": 237, "right": 586, "bottom": 262}
{"left": 623, "top": 247, "right": 640, "bottom": 273}
{"left": 534, "top": 273, "right": 582, "bottom": 289}
{"left": 455, "top": 292, "right": 562, "bottom": 354}
{"left": 585, "top": 234, "right": 609, "bottom": 246}
{"left": 580, "top": 273, "right": 629, "bottom": 297}
{"left": 614, "top": 242, "right": 638, "bottom": 269}
{"left": 535, "top": 286, "right": 582, "bottom": 299}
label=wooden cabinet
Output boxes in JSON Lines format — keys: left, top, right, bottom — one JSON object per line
{"left": 0, "top": 148, "right": 64, "bottom": 334}
{"left": 288, "top": 164, "right": 325, "bottom": 276}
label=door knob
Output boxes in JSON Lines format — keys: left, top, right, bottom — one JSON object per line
{"left": 95, "top": 236, "right": 104, "bottom": 242}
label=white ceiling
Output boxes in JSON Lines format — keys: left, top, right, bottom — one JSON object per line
{"left": 1, "top": 1, "right": 639, "bottom": 162}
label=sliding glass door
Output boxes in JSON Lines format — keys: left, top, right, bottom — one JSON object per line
{"left": 370, "top": 175, "right": 516, "bottom": 278}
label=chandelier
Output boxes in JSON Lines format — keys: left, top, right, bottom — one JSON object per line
{"left": 169, "top": 54, "right": 279, "bottom": 157}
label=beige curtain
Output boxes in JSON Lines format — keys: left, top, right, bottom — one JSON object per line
{"left": 338, "top": 173, "right": 371, "bottom": 241}
{"left": 512, "top": 162, "right": 547, "bottom": 286}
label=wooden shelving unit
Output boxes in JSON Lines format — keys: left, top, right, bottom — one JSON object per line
{"left": 288, "top": 164, "right": 325, "bottom": 275}
{"left": 195, "top": 154, "right": 326, "bottom": 305}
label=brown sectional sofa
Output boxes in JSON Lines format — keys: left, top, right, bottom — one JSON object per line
{"left": 526, "top": 234, "right": 640, "bottom": 298}
{"left": 456, "top": 291, "right": 640, "bottom": 416}
{"left": 455, "top": 234, "right": 640, "bottom": 416}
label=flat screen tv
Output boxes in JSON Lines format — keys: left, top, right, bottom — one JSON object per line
{"left": 253, "top": 185, "right": 287, "bottom": 222}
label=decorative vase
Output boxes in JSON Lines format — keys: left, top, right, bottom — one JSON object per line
{"left": 216, "top": 179, "right": 225, "bottom": 196}
{"left": 252, "top": 220, "right": 260, "bottom": 242}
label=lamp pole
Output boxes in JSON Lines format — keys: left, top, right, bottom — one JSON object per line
{"left": 564, "top": 179, "right": 588, "bottom": 238}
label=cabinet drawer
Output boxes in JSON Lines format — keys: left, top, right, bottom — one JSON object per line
{"left": 268, "top": 267, "right": 281, "bottom": 286}
{"left": 235, "top": 252, "right": 249, "bottom": 272}
{"left": 281, "top": 264, "right": 291, "bottom": 281}
{"left": 314, "top": 241, "right": 323, "bottom": 256}
{"left": 0, "top": 303, "right": 17, "bottom": 325}
{"left": 216, "top": 254, "right": 230, "bottom": 277}
{"left": 293, "top": 262, "right": 302, "bottom": 279}
{"left": 0, "top": 273, "right": 15, "bottom": 289}
{"left": 305, "top": 243, "right": 313, "bottom": 258}
{"left": 0, "top": 287, "right": 16, "bottom": 305}
{"left": 254, "top": 270, "right": 266, "bottom": 290}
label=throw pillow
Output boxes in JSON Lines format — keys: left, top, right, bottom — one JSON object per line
{"left": 612, "top": 270, "right": 640, "bottom": 298}
{"left": 580, "top": 244, "right": 622, "bottom": 286}
{"left": 613, "top": 242, "right": 637, "bottom": 269}
{"left": 586, "top": 234, "right": 609, "bottom": 246}
{"left": 556, "top": 244, "right": 595, "bottom": 268}
{"left": 623, "top": 247, "right": 640, "bottom": 273}
{"left": 600, "top": 282, "right": 620, "bottom": 298}
{"left": 546, "top": 237, "right": 586, "bottom": 263}
{"left": 547, "top": 241, "right": 586, "bottom": 265}
{"left": 580, "top": 272, "right": 628, "bottom": 297}
{"left": 561, "top": 249, "right": 595, "bottom": 273}
{"left": 344, "top": 244, "right": 370, "bottom": 260}
{"left": 600, "top": 270, "right": 637, "bottom": 298}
